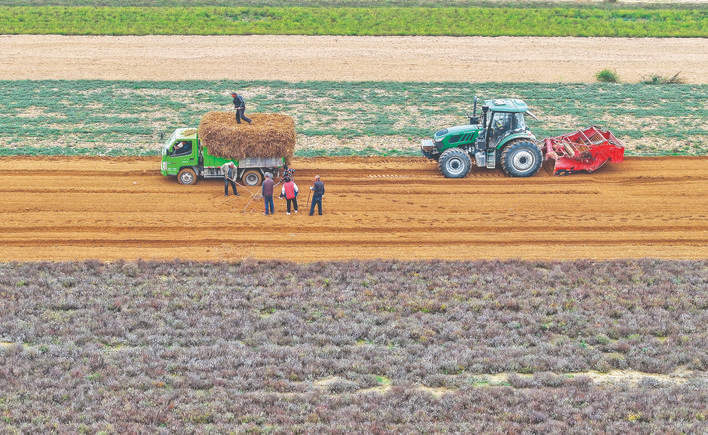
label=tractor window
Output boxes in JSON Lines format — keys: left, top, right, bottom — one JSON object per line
{"left": 492, "top": 113, "right": 512, "bottom": 133}
{"left": 512, "top": 113, "right": 526, "bottom": 131}
{"left": 489, "top": 113, "right": 514, "bottom": 148}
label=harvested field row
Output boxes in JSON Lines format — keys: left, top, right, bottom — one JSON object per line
{"left": 2, "top": 35, "right": 708, "bottom": 83}
{"left": 1, "top": 155, "right": 706, "bottom": 262}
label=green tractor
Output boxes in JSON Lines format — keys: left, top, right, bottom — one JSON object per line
{"left": 421, "top": 97, "right": 543, "bottom": 178}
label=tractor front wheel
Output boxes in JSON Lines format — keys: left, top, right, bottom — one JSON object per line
{"left": 177, "top": 168, "right": 197, "bottom": 185}
{"left": 500, "top": 141, "right": 543, "bottom": 177}
{"left": 438, "top": 148, "right": 472, "bottom": 178}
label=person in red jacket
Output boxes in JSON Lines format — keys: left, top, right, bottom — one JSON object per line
{"left": 281, "top": 176, "right": 299, "bottom": 215}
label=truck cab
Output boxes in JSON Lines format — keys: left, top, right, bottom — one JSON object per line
{"left": 161, "top": 128, "right": 285, "bottom": 186}
{"left": 161, "top": 128, "right": 203, "bottom": 184}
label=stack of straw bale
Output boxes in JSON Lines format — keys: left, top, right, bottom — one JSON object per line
{"left": 198, "top": 112, "right": 295, "bottom": 165}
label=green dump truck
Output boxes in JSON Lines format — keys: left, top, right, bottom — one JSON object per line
{"left": 160, "top": 128, "right": 286, "bottom": 186}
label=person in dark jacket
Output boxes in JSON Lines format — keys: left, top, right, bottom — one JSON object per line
{"left": 309, "top": 175, "right": 325, "bottom": 216}
{"left": 221, "top": 162, "right": 239, "bottom": 196}
{"left": 231, "top": 92, "right": 252, "bottom": 125}
{"left": 262, "top": 172, "right": 275, "bottom": 215}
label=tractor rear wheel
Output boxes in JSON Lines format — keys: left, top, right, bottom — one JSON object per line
{"left": 438, "top": 148, "right": 472, "bottom": 178}
{"left": 242, "top": 169, "right": 263, "bottom": 186}
{"left": 177, "top": 168, "right": 197, "bottom": 185}
{"left": 500, "top": 140, "right": 543, "bottom": 177}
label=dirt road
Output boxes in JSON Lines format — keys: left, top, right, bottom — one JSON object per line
{"left": 1, "top": 156, "right": 706, "bottom": 262}
{"left": 2, "top": 35, "right": 707, "bottom": 83}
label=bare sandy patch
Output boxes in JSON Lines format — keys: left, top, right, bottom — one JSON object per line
{"left": 2, "top": 35, "right": 707, "bottom": 83}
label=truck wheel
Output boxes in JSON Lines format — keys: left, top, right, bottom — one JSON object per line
{"left": 242, "top": 170, "right": 263, "bottom": 186}
{"left": 500, "top": 140, "right": 543, "bottom": 177}
{"left": 177, "top": 168, "right": 197, "bottom": 185}
{"left": 438, "top": 148, "right": 472, "bottom": 178}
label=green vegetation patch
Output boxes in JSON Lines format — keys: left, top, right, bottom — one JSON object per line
{"left": 3, "top": 0, "right": 708, "bottom": 9}
{"left": 0, "top": 6, "right": 706, "bottom": 36}
{"left": 1, "top": 80, "right": 706, "bottom": 157}
{"left": 2, "top": 0, "right": 704, "bottom": 7}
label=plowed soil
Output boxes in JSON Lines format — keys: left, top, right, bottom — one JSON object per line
{"left": 2, "top": 156, "right": 706, "bottom": 262}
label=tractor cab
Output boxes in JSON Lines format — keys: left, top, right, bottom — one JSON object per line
{"left": 486, "top": 111, "right": 527, "bottom": 148}
{"left": 478, "top": 99, "right": 535, "bottom": 151}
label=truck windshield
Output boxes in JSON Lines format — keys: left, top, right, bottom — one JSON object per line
{"left": 163, "top": 131, "right": 178, "bottom": 152}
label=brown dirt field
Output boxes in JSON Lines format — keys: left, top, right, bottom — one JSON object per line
{"left": 1, "top": 155, "right": 706, "bottom": 262}
{"left": 2, "top": 35, "right": 708, "bottom": 83}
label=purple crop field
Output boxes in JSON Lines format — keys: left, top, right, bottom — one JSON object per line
{"left": 1, "top": 259, "right": 707, "bottom": 433}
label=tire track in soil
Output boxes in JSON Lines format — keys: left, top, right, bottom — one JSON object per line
{"left": 1, "top": 156, "right": 707, "bottom": 262}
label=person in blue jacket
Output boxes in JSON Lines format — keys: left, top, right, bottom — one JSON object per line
{"left": 231, "top": 92, "right": 252, "bottom": 125}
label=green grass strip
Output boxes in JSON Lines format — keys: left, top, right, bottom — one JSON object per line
{"left": 3, "top": 1, "right": 703, "bottom": 8}
{"left": 1, "top": 80, "right": 706, "bottom": 157}
{"left": 0, "top": 6, "right": 706, "bottom": 37}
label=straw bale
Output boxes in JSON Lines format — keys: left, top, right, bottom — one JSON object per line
{"left": 198, "top": 112, "right": 295, "bottom": 164}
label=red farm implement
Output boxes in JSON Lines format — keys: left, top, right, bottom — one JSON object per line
{"left": 544, "top": 126, "right": 625, "bottom": 176}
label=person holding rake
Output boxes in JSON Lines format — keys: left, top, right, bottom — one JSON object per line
{"left": 309, "top": 175, "right": 325, "bottom": 216}
{"left": 221, "top": 161, "right": 239, "bottom": 196}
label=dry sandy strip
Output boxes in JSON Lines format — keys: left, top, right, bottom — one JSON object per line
{"left": 2, "top": 35, "right": 707, "bottom": 83}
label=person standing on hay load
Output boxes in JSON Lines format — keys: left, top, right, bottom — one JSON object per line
{"left": 281, "top": 175, "right": 299, "bottom": 215}
{"left": 221, "top": 161, "right": 239, "bottom": 197}
{"left": 231, "top": 92, "right": 252, "bottom": 125}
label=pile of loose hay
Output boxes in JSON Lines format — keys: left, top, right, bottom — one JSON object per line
{"left": 198, "top": 112, "right": 295, "bottom": 164}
